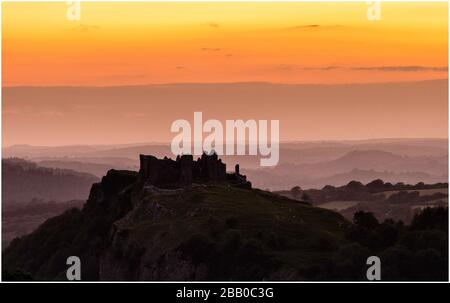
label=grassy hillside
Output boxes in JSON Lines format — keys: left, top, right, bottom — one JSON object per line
{"left": 3, "top": 170, "right": 447, "bottom": 281}
{"left": 2, "top": 169, "right": 351, "bottom": 281}
{"left": 2, "top": 199, "right": 85, "bottom": 248}
{"left": 108, "top": 184, "right": 349, "bottom": 280}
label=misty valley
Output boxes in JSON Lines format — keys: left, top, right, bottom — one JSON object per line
{"left": 1, "top": 139, "right": 448, "bottom": 281}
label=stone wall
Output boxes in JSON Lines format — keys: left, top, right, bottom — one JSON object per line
{"left": 139, "top": 153, "right": 227, "bottom": 187}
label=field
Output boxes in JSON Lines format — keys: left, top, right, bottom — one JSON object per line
{"left": 317, "top": 201, "right": 359, "bottom": 211}
{"left": 380, "top": 187, "right": 448, "bottom": 198}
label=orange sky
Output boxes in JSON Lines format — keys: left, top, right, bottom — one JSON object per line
{"left": 1, "top": 2, "right": 448, "bottom": 146}
{"left": 2, "top": 2, "right": 448, "bottom": 86}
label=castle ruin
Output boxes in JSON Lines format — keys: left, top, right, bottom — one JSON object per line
{"left": 139, "top": 152, "right": 251, "bottom": 189}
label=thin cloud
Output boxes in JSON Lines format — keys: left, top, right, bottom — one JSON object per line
{"left": 276, "top": 64, "right": 297, "bottom": 71}
{"left": 352, "top": 66, "right": 448, "bottom": 72}
{"left": 273, "top": 65, "right": 447, "bottom": 73}
{"left": 274, "top": 65, "right": 338, "bottom": 71}
{"left": 69, "top": 24, "right": 101, "bottom": 32}
{"left": 289, "top": 24, "right": 320, "bottom": 29}
{"left": 207, "top": 22, "right": 220, "bottom": 28}
{"left": 303, "top": 66, "right": 339, "bottom": 71}
{"left": 286, "top": 24, "right": 342, "bottom": 30}
{"left": 105, "top": 73, "right": 147, "bottom": 79}
{"left": 201, "top": 48, "right": 222, "bottom": 52}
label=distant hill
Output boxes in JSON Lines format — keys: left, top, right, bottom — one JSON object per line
{"left": 2, "top": 158, "right": 99, "bottom": 204}
{"left": 245, "top": 150, "right": 448, "bottom": 190}
{"left": 325, "top": 150, "right": 446, "bottom": 175}
{"left": 37, "top": 159, "right": 138, "bottom": 177}
{"left": 3, "top": 138, "right": 448, "bottom": 168}
{"left": 3, "top": 139, "right": 448, "bottom": 191}
{"left": 280, "top": 149, "right": 447, "bottom": 177}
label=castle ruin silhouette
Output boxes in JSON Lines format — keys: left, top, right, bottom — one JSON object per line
{"left": 139, "top": 152, "right": 251, "bottom": 188}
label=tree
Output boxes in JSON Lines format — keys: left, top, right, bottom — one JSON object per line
{"left": 290, "top": 186, "right": 302, "bottom": 198}
{"left": 411, "top": 207, "right": 448, "bottom": 231}
{"left": 353, "top": 211, "right": 379, "bottom": 230}
{"left": 301, "top": 192, "right": 311, "bottom": 203}
{"left": 366, "top": 179, "right": 385, "bottom": 192}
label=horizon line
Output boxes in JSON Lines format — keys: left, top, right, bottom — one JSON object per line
{"left": 3, "top": 137, "right": 448, "bottom": 149}
{"left": 3, "top": 78, "right": 448, "bottom": 89}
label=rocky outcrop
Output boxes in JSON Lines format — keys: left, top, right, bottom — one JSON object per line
{"left": 3, "top": 155, "right": 261, "bottom": 281}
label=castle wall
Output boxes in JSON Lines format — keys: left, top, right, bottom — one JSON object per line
{"left": 139, "top": 153, "right": 226, "bottom": 187}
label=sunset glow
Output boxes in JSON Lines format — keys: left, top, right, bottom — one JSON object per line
{"left": 2, "top": 2, "right": 448, "bottom": 86}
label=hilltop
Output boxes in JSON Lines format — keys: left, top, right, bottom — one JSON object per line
{"left": 3, "top": 154, "right": 348, "bottom": 280}
{"left": 3, "top": 154, "right": 447, "bottom": 281}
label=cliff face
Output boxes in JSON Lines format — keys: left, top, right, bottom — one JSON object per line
{"left": 3, "top": 169, "right": 139, "bottom": 280}
{"left": 3, "top": 155, "right": 349, "bottom": 281}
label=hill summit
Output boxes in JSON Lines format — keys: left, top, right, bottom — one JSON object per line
{"left": 3, "top": 154, "right": 351, "bottom": 280}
